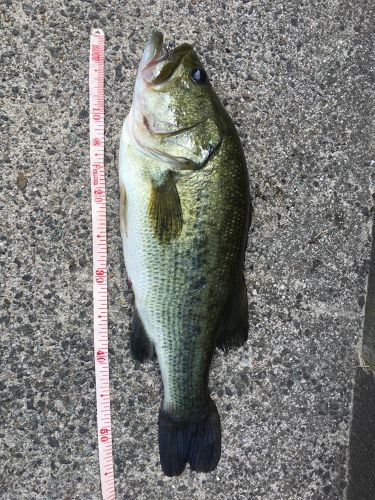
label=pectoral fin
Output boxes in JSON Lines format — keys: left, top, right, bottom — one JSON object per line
{"left": 120, "top": 183, "right": 128, "bottom": 236}
{"left": 148, "top": 172, "right": 183, "bottom": 243}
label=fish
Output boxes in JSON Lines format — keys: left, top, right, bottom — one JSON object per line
{"left": 119, "top": 31, "right": 252, "bottom": 476}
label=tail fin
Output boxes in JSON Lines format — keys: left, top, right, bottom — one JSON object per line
{"left": 158, "top": 399, "right": 221, "bottom": 476}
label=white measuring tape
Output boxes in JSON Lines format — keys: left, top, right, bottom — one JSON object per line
{"left": 89, "top": 29, "right": 115, "bottom": 500}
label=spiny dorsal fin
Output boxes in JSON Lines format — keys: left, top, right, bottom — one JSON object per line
{"left": 148, "top": 172, "right": 183, "bottom": 243}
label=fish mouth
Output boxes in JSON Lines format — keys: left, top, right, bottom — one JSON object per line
{"left": 140, "top": 31, "right": 193, "bottom": 85}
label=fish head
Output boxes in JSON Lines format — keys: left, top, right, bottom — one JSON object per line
{"left": 130, "top": 31, "right": 225, "bottom": 170}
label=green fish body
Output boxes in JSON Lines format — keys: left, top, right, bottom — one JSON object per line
{"left": 119, "top": 32, "right": 251, "bottom": 476}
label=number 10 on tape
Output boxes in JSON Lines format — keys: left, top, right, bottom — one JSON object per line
{"left": 89, "top": 29, "right": 115, "bottom": 500}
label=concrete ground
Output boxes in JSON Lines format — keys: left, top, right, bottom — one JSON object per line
{"left": 1, "top": 0, "right": 375, "bottom": 498}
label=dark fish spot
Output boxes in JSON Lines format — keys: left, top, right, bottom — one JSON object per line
{"left": 191, "top": 276, "right": 207, "bottom": 291}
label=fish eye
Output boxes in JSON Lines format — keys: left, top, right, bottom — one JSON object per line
{"left": 190, "top": 68, "right": 207, "bottom": 84}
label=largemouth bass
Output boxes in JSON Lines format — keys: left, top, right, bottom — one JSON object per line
{"left": 119, "top": 31, "right": 251, "bottom": 476}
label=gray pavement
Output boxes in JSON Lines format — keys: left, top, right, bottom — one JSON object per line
{"left": 1, "top": 1, "right": 375, "bottom": 498}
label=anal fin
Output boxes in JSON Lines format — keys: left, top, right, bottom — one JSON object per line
{"left": 130, "top": 307, "right": 154, "bottom": 362}
{"left": 216, "top": 273, "right": 249, "bottom": 352}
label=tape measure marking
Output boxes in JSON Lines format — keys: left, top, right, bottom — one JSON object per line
{"left": 89, "top": 28, "right": 116, "bottom": 500}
